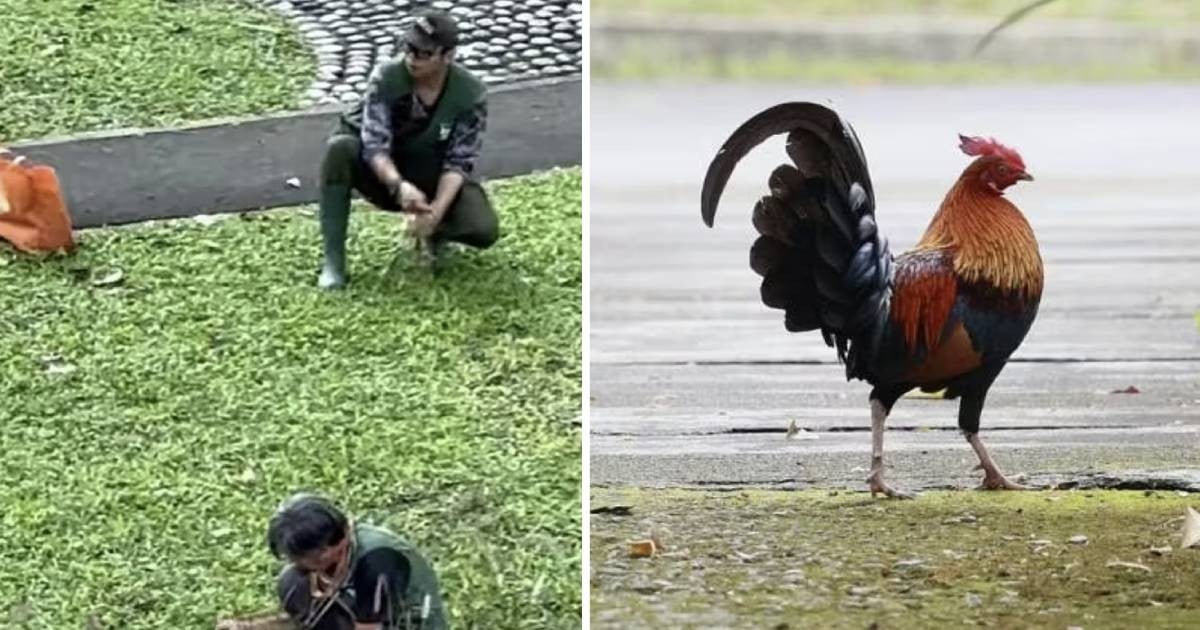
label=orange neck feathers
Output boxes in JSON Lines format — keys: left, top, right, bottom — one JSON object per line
{"left": 915, "top": 169, "right": 1044, "bottom": 297}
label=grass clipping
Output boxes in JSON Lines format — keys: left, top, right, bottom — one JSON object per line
{"left": 0, "top": 169, "right": 582, "bottom": 629}
{"left": 591, "top": 487, "right": 1200, "bottom": 629}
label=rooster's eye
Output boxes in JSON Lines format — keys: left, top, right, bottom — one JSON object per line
{"left": 997, "top": 164, "right": 1009, "bottom": 175}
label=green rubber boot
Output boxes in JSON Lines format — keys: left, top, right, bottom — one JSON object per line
{"left": 318, "top": 184, "right": 351, "bottom": 290}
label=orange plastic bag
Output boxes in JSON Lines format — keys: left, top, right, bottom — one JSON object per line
{"left": 0, "top": 154, "right": 75, "bottom": 253}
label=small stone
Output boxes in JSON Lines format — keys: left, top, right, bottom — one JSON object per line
{"left": 1069, "top": 535, "right": 1089, "bottom": 545}
{"left": 965, "top": 593, "right": 983, "bottom": 608}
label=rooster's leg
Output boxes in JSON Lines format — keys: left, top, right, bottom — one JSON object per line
{"left": 965, "top": 432, "right": 1027, "bottom": 490}
{"left": 866, "top": 399, "right": 915, "bottom": 499}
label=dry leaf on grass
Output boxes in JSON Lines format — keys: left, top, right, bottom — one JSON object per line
{"left": 629, "top": 540, "right": 657, "bottom": 558}
{"left": 629, "top": 529, "right": 668, "bottom": 558}
{"left": 1106, "top": 560, "right": 1152, "bottom": 574}
{"left": 91, "top": 268, "right": 124, "bottom": 288}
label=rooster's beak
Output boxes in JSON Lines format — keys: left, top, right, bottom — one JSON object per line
{"left": 1017, "top": 171, "right": 1034, "bottom": 182}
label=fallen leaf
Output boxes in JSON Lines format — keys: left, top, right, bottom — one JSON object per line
{"left": 1106, "top": 560, "right": 1152, "bottom": 574}
{"left": 39, "top": 354, "right": 76, "bottom": 376}
{"left": 629, "top": 539, "right": 656, "bottom": 558}
{"left": 786, "top": 418, "right": 798, "bottom": 439}
{"left": 1181, "top": 506, "right": 1200, "bottom": 549}
{"left": 91, "top": 268, "right": 124, "bottom": 288}
{"left": 734, "top": 550, "right": 757, "bottom": 563}
{"left": 1110, "top": 385, "right": 1140, "bottom": 394}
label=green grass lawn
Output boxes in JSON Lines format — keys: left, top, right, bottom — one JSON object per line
{"left": 594, "top": 0, "right": 1200, "bottom": 23}
{"left": 0, "top": 168, "right": 582, "bottom": 629}
{"left": 0, "top": 0, "right": 312, "bottom": 143}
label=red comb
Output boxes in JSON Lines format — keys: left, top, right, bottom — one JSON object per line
{"left": 958, "top": 134, "right": 1025, "bottom": 170}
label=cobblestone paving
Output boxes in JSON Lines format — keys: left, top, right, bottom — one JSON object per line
{"left": 263, "top": 0, "right": 583, "bottom": 106}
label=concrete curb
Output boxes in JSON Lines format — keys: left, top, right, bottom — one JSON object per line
{"left": 9, "top": 77, "right": 580, "bottom": 229}
{"left": 592, "top": 15, "right": 1200, "bottom": 67}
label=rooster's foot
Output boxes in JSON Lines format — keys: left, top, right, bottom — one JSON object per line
{"left": 974, "top": 465, "right": 1029, "bottom": 491}
{"left": 867, "top": 468, "right": 916, "bottom": 499}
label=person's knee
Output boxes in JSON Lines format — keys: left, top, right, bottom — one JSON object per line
{"left": 320, "top": 135, "right": 360, "bottom": 187}
{"left": 463, "top": 185, "right": 499, "bottom": 248}
{"left": 474, "top": 210, "right": 499, "bottom": 248}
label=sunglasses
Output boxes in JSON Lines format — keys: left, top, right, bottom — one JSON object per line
{"left": 405, "top": 42, "right": 441, "bottom": 60}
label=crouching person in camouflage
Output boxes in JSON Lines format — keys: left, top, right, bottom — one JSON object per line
{"left": 317, "top": 10, "right": 497, "bottom": 290}
{"left": 268, "top": 494, "right": 450, "bottom": 629}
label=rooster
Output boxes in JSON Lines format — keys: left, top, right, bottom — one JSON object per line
{"left": 700, "top": 103, "right": 1042, "bottom": 498}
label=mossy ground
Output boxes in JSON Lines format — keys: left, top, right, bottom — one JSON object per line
{"left": 591, "top": 487, "right": 1200, "bottom": 629}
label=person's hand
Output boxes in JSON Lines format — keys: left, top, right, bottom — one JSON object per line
{"left": 394, "top": 181, "right": 428, "bottom": 213}
{"left": 406, "top": 208, "right": 439, "bottom": 239}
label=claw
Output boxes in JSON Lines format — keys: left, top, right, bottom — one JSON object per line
{"left": 978, "top": 470, "right": 1028, "bottom": 491}
{"left": 867, "top": 468, "right": 916, "bottom": 500}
